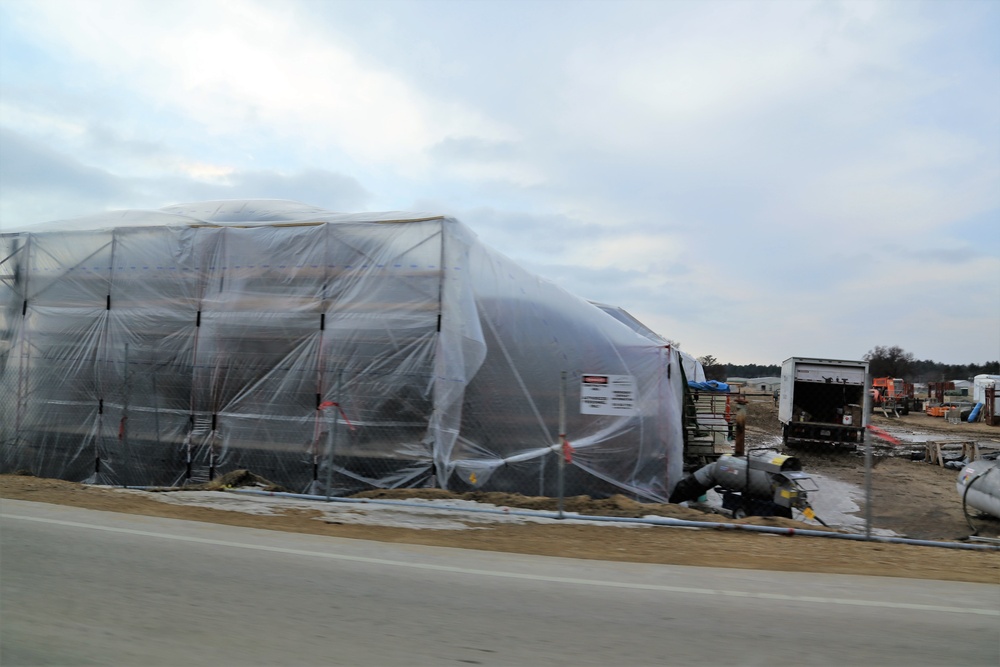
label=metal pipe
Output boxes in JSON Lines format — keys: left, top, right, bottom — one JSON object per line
{"left": 962, "top": 468, "right": 989, "bottom": 536}
{"left": 959, "top": 461, "right": 1000, "bottom": 529}
{"left": 670, "top": 453, "right": 803, "bottom": 503}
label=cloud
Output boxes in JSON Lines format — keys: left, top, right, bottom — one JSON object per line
{"left": 4, "top": 0, "right": 515, "bottom": 172}
{"left": 83, "top": 124, "right": 171, "bottom": 163}
{"left": 888, "top": 244, "right": 989, "bottom": 265}
{"left": 0, "top": 128, "right": 126, "bottom": 198}
{"left": 1, "top": 0, "right": 996, "bottom": 364}
{"left": 458, "top": 207, "right": 606, "bottom": 258}
{"left": 428, "top": 137, "right": 543, "bottom": 187}
{"left": 0, "top": 127, "right": 371, "bottom": 228}
{"left": 0, "top": 128, "right": 136, "bottom": 227}
{"left": 161, "top": 168, "right": 373, "bottom": 212}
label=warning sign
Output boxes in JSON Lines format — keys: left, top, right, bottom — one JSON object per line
{"left": 580, "top": 374, "right": 636, "bottom": 416}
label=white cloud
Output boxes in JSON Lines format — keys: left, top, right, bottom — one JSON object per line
{"left": 1, "top": 0, "right": 996, "bottom": 364}
{"left": 0, "top": 127, "right": 371, "bottom": 229}
{"left": 6, "top": 0, "right": 517, "bottom": 172}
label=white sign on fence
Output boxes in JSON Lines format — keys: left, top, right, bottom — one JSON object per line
{"left": 580, "top": 374, "right": 637, "bottom": 416}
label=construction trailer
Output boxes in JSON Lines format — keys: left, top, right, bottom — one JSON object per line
{"left": 0, "top": 201, "right": 688, "bottom": 501}
{"left": 779, "top": 357, "right": 869, "bottom": 448}
{"left": 870, "top": 377, "right": 915, "bottom": 415}
{"left": 972, "top": 375, "right": 1000, "bottom": 425}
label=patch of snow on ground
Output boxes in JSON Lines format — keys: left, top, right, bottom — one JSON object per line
{"left": 112, "top": 488, "right": 650, "bottom": 530}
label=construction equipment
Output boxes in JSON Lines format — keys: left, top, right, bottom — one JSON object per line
{"left": 871, "top": 377, "right": 914, "bottom": 416}
{"left": 669, "top": 453, "right": 822, "bottom": 522}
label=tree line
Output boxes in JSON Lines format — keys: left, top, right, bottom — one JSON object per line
{"left": 697, "top": 346, "right": 999, "bottom": 383}
{"left": 862, "top": 345, "right": 998, "bottom": 382}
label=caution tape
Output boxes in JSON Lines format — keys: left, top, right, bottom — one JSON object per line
{"left": 562, "top": 437, "right": 574, "bottom": 464}
{"left": 318, "top": 400, "right": 356, "bottom": 431}
{"left": 866, "top": 424, "right": 902, "bottom": 445}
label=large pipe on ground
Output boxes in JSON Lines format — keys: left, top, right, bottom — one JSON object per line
{"left": 669, "top": 454, "right": 808, "bottom": 505}
{"left": 957, "top": 460, "right": 1000, "bottom": 520}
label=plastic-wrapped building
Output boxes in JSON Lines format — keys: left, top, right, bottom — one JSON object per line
{"left": 1, "top": 201, "right": 687, "bottom": 501}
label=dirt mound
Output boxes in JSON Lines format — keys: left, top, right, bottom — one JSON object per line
{"left": 725, "top": 397, "right": 1000, "bottom": 538}
{"left": 124, "top": 469, "right": 289, "bottom": 493}
{"left": 188, "top": 469, "right": 288, "bottom": 493}
{"left": 354, "top": 488, "right": 696, "bottom": 517}
{"left": 350, "top": 487, "right": 824, "bottom": 531}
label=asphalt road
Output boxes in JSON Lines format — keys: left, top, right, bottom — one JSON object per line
{"left": 2, "top": 499, "right": 997, "bottom": 666}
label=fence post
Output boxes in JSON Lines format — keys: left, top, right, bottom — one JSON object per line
{"left": 864, "top": 430, "right": 873, "bottom": 540}
{"left": 324, "top": 369, "right": 343, "bottom": 501}
{"left": 558, "top": 371, "right": 566, "bottom": 519}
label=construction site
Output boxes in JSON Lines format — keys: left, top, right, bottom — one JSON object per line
{"left": 3, "top": 386, "right": 1000, "bottom": 582}
{"left": 3, "top": 202, "right": 999, "bottom": 581}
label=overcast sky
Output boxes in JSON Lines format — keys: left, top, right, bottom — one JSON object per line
{"left": 1, "top": 0, "right": 997, "bottom": 366}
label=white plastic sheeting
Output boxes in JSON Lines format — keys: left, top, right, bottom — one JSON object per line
{"left": 1, "top": 201, "right": 685, "bottom": 500}
{"left": 591, "top": 301, "right": 705, "bottom": 383}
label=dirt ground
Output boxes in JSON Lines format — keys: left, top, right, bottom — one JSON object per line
{"left": 1, "top": 473, "right": 997, "bottom": 584}
{"left": 3, "top": 398, "right": 999, "bottom": 584}
{"left": 741, "top": 398, "right": 1000, "bottom": 542}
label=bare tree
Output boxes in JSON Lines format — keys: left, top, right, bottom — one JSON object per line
{"left": 864, "top": 345, "right": 915, "bottom": 378}
{"left": 697, "top": 354, "right": 726, "bottom": 381}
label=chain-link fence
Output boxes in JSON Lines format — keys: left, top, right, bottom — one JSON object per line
{"left": 707, "top": 387, "right": 1000, "bottom": 541}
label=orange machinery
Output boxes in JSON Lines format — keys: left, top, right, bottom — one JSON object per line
{"left": 871, "top": 377, "right": 914, "bottom": 415}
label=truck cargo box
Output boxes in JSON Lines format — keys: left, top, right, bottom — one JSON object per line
{"left": 779, "top": 357, "right": 869, "bottom": 448}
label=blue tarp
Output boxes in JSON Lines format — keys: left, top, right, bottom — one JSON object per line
{"left": 688, "top": 380, "right": 730, "bottom": 392}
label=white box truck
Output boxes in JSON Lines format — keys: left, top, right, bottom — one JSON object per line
{"left": 779, "top": 357, "right": 869, "bottom": 448}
